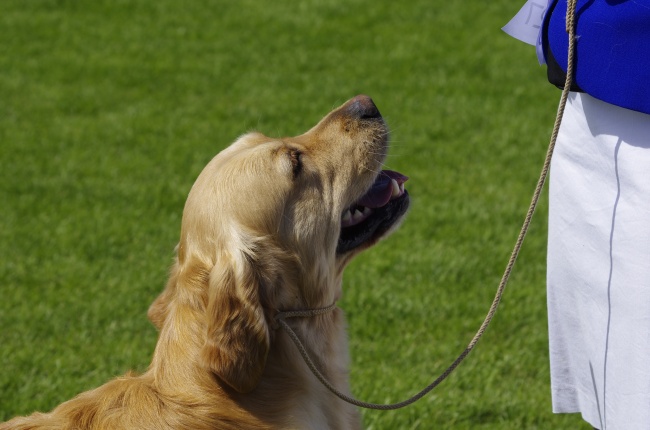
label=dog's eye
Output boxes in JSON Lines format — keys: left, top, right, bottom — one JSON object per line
{"left": 289, "top": 150, "right": 302, "bottom": 177}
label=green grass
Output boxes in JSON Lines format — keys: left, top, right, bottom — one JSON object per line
{"left": 0, "top": 0, "right": 590, "bottom": 428}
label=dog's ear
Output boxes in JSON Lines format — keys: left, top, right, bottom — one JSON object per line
{"left": 148, "top": 288, "right": 172, "bottom": 330}
{"left": 202, "top": 251, "right": 270, "bottom": 393}
{"left": 147, "top": 244, "right": 187, "bottom": 330}
{"left": 148, "top": 257, "right": 181, "bottom": 330}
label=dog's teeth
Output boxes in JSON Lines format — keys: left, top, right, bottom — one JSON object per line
{"left": 352, "top": 209, "right": 364, "bottom": 222}
{"left": 342, "top": 210, "right": 352, "bottom": 224}
{"left": 362, "top": 206, "right": 372, "bottom": 216}
{"left": 391, "top": 179, "right": 401, "bottom": 197}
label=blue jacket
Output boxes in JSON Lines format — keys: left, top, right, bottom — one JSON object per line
{"left": 544, "top": 0, "right": 650, "bottom": 115}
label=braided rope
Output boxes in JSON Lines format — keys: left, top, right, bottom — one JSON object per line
{"left": 274, "top": 303, "right": 338, "bottom": 321}
{"left": 275, "top": 0, "right": 579, "bottom": 410}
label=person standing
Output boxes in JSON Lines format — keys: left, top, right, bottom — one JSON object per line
{"left": 505, "top": 1, "right": 650, "bottom": 429}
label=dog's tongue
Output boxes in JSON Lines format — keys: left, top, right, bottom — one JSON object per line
{"left": 357, "top": 170, "right": 408, "bottom": 208}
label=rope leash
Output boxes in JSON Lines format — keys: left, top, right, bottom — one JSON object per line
{"left": 275, "top": 0, "right": 578, "bottom": 411}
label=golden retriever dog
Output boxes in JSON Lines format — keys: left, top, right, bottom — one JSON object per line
{"left": 1, "top": 95, "right": 409, "bottom": 430}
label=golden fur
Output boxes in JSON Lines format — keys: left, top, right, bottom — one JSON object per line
{"left": 1, "top": 95, "right": 407, "bottom": 430}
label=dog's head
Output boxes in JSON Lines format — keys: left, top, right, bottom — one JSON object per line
{"left": 148, "top": 95, "right": 409, "bottom": 393}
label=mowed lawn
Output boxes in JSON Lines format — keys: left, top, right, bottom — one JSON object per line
{"left": 1, "top": 1, "right": 590, "bottom": 428}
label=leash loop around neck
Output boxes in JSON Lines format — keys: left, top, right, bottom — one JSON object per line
{"left": 276, "top": 0, "right": 578, "bottom": 411}
{"left": 274, "top": 302, "right": 338, "bottom": 321}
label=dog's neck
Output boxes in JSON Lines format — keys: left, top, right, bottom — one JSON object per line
{"left": 143, "top": 259, "right": 360, "bottom": 429}
{"left": 147, "top": 295, "right": 359, "bottom": 428}
{"left": 248, "top": 306, "right": 361, "bottom": 428}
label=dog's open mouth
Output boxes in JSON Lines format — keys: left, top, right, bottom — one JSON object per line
{"left": 336, "top": 170, "right": 410, "bottom": 254}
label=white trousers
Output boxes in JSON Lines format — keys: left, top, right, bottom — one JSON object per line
{"left": 547, "top": 92, "right": 650, "bottom": 430}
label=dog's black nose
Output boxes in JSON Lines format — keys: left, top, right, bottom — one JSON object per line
{"left": 344, "top": 95, "right": 382, "bottom": 120}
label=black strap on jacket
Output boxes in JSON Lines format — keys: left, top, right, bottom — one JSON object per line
{"left": 544, "top": 0, "right": 584, "bottom": 92}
